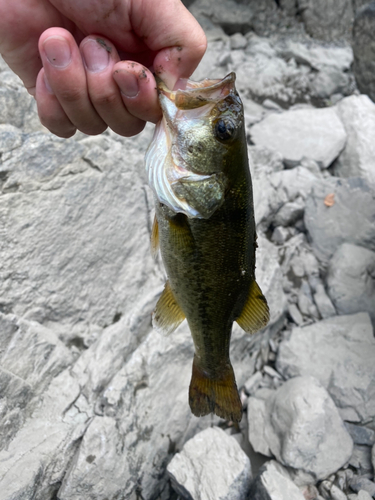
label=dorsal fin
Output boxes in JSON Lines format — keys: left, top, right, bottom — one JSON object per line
{"left": 152, "top": 281, "right": 185, "bottom": 335}
{"left": 236, "top": 280, "right": 269, "bottom": 334}
{"left": 150, "top": 215, "right": 159, "bottom": 259}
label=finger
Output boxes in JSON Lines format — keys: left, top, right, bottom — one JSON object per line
{"left": 80, "top": 37, "right": 146, "bottom": 136}
{"left": 39, "top": 27, "right": 107, "bottom": 135}
{"left": 113, "top": 61, "right": 161, "bottom": 125}
{"left": 131, "top": 0, "right": 207, "bottom": 89}
{"left": 35, "top": 68, "right": 77, "bottom": 138}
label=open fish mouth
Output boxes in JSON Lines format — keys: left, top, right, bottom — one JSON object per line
{"left": 157, "top": 72, "right": 236, "bottom": 110}
{"left": 145, "top": 73, "right": 240, "bottom": 219}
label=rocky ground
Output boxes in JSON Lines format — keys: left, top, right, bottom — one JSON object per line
{"left": 0, "top": 1, "right": 375, "bottom": 499}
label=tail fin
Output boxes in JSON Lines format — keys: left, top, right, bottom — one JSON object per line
{"left": 189, "top": 357, "right": 242, "bottom": 422}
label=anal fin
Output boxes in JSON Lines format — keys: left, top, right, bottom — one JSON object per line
{"left": 152, "top": 281, "right": 185, "bottom": 335}
{"left": 189, "top": 357, "right": 242, "bottom": 423}
{"left": 236, "top": 280, "right": 270, "bottom": 334}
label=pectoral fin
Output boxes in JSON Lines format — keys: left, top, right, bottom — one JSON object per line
{"left": 152, "top": 281, "right": 185, "bottom": 335}
{"left": 236, "top": 280, "right": 270, "bottom": 334}
{"left": 150, "top": 215, "right": 159, "bottom": 259}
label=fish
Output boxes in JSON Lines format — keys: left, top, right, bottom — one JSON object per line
{"left": 145, "top": 72, "right": 269, "bottom": 422}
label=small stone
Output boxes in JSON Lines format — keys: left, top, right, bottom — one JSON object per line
{"left": 167, "top": 427, "right": 252, "bottom": 500}
{"left": 288, "top": 303, "right": 304, "bottom": 325}
{"left": 244, "top": 371, "right": 263, "bottom": 395}
{"left": 349, "top": 445, "right": 373, "bottom": 473}
{"left": 263, "top": 366, "right": 282, "bottom": 380}
{"left": 330, "top": 484, "right": 348, "bottom": 500}
{"left": 248, "top": 460, "right": 305, "bottom": 500}
{"left": 349, "top": 477, "right": 375, "bottom": 497}
{"left": 271, "top": 226, "right": 292, "bottom": 245}
{"left": 357, "top": 490, "right": 373, "bottom": 500}
{"left": 230, "top": 33, "right": 248, "bottom": 50}
{"left": 313, "top": 284, "right": 336, "bottom": 319}
{"left": 345, "top": 423, "right": 375, "bottom": 446}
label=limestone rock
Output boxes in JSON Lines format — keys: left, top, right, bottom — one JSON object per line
{"left": 189, "top": 0, "right": 254, "bottom": 35}
{"left": 0, "top": 130, "right": 158, "bottom": 327}
{"left": 352, "top": 2, "right": 375, "bottom": 103}
{"left": 299, "top": 0, "right": 354, "bottom": 41}
{"left": 345, "top": 423, "right": 375, "bottom": 447}
{"left": 250, "top": 107, "right": 347, "bottom": 168}
{"left": 248, "top": 376, "right": 353, "bottom": 480}
{"left": 248, "top": 460, "right": 305, "bottom": 500}
{"left": 167, "top": 427, "right": 252, "bottom": 500}
{"left": 276, "top": 313, "right": 375, "bottom": 422}
{"left": 334, "top": 95, "right": 375, "bottom": 186}
{"left": 327, "top": 243, "right": 375, "bottom": 325}
{"left": 313, "top": 283, "right": 336, "bottom": 319}
{"left": 304, "top": 176, "right": 375, "bottom": 265}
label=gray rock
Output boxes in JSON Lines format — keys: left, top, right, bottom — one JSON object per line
{"left": 357, "top": 491, "right": 373, "bottom": 500}
{"left": 271, "top": 226, "right": 293, "bottom": 245}
{"left": 230, "top": 32, "right": 248, "bottom": 49}
{"left": 330, "top": 484, "right": 348, "bottom": 500}
{"left": 304, "top": 176, "right": 375, "bottom": 265}
{"left": 349, "top": 477, "right": 375, "bottom": 497}
{"left": 250, "top": 107, "right": 347, "bottom": 168}
{"left": 327, "top": 243, "right": 375, "bottom": 325}
{"left": 276, "top": 313, "right": 375, "bottom": 422}
{"left": 256, "top": 235, "right": 288, "bottom": 328}
{"left": 190, "top": 0, "right": 254, "bottom": 35}
{"left": 334, "top": 95, "right": 375, "bottom": 186}
{"left": 310, "top": 66, "right": 350, "bottom": 99}
{"left": 273, "top": 197, "right": 305, "bottom": 227}
{"left": 313, "top": 283, "right": 336, "bottom": 319}
{"left": 0, "top": 130, "right": 159, "bottom": 327}
{"left": 191, "top": 40, "right": 229, "bottom": 81}
{"left": 167, "top": 427, "right": 252, "bottom": 500}
{"left": 279, "top": 0, "right": 298, "bottom": 16}
{"left": 345, "top": 423, "right": 375, "bottom": 446}
{"left": 373, "top": 444, "right": 375, "bottom": 477}
{"left": 248, "top": 460, "right": 305, "bottom": 500}
{"left": 248, "top": 376, "right": 353, "bottom": 480}
{"left": 352, "top": 2, "right": 375, "bottom": 103}
{"left": 349, "top": 444, "right": 373, "bottom": 473}
{"left": 288, "top": 303, "right": 304, "bottom": 325}
{"left": 299, "top": 0, "right": 354, "bottom": 41}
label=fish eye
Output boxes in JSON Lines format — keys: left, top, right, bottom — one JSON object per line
{"left": 215, "top": 119, "right": 235, "bottom": 141}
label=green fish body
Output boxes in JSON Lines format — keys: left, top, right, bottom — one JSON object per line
{"left": 145, "top": 73, "right": 269, "bottom": 422}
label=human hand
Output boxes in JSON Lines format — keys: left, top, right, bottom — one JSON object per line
{"left": 0, "top": 0, "right": 206, "bottom": 137}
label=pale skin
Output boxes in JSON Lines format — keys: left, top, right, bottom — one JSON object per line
{"left": 0, "top": 0, "right": 207, "bottom": 138}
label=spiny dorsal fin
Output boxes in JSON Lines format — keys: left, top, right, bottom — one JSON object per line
{"left": 151, "top": 215, "right": 159, "bottom": 259}
{"left": 236, "top": 280, "right": 269, "bottom": 334}
{"left": 152, "top": 281, "right": 185, "bottom": 335}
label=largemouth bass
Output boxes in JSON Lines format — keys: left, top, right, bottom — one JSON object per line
{"left": 145, "top": 73, "right": 269, "bottom": 422}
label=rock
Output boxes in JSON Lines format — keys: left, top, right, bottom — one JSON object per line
{"left": 352, "top": 2, "right": 375, "bottom": 103}
{"left": 310, "top": 65, "right": 350, "bottom": 99}
{"left": 313, "top": 283, "right": 336, "bottom": 319}
{"left": 248, "top": 376, "right": 353, "bottom": 480}
{"left": 279, "top": 0, "right": 298, "bottom": 16}
{"left": 255, "top": 235, "right": 288, "bottom": 328}
{"left": 304, "top": 176, "right": 375, "bottom": 265}
{"left": 244, "top": 371, "right": 263, "bottom": 395}
{"left": 288, "top": 303, "right": 304, "bottom": 325}
{"left": 345, "top": 423, "right": 375, "bottom": 446}
{"left": 357, "top": 491, "right": 373, "bottom": 500}
{"left": 334, "top": 95, "right": 375, "bottom": 186}
{"left": 271, "top": 226, "right": 293, "bottom": 245}
{"left": 349, "top": 444, "right": 373, "bottom": 473}
{"left": 0, "top": 69, "right": 44, "bottom": 133}
{"left": 191, "top": 40, "right": 229, "bottom": 81}
{"left": 299, "top": 0, "right": 354, "bottom": 41}
{"left": 189, "top": 0, "right": 254, "bottom": 35}
{"left": 276, "top": 313, "right": 375, "bottom": 422}
{"left": 248, "top": 460, "right": 305, "bottom": 500}
{"left": 0, "top": 130, "right": 160, "bottom": 327}
{"left": 275, "top": 39, "right": 353, "bottom": 72}
{"left": 373, "top": 444, "right": 375, "bottom": 475}
{"left": 167, "top": 427, "right": 252, "bottom": 500}
{"left": 230, "top": 32, "right": 248, "bottom": 49}
{"left": 327, "top": 243, "right": 375, "bottom": 325}
{"left": 250, "top": 107, "right": 347, "bottom": 168}
{"left": 349, "top": 477, "right": 375, "bottom": 497}
{"left": 234, "top": 36, "right": 310, "bottom": 104}
{"left": 330, "top": 484, "right": 348, "bottom": 500}
{"left": 273, "top": 197, "right": 305, "bottom": 227}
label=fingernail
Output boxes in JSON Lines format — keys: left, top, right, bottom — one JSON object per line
{"left": 43, "top": 37, "right": 71, "bottom": 68}
{"left": 43, "top": 74, "right": 54, "bottom": 94}
{"left": 113, "top": 70, "right": 139, "bottom": 98}
{"left": 82, "top": 39, "right": 110, "bottom": 73}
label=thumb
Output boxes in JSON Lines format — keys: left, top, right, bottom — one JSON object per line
{"left": 133, "top": 0, "right": 207, "bottom": 89}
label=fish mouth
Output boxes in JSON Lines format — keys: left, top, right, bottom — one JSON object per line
{"left": 157, "top": 72, "right": 236, "bottom": 111}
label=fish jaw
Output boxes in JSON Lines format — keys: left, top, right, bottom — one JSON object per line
{"left": 144, "top": 73, "right": 242, "bottom": 219}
